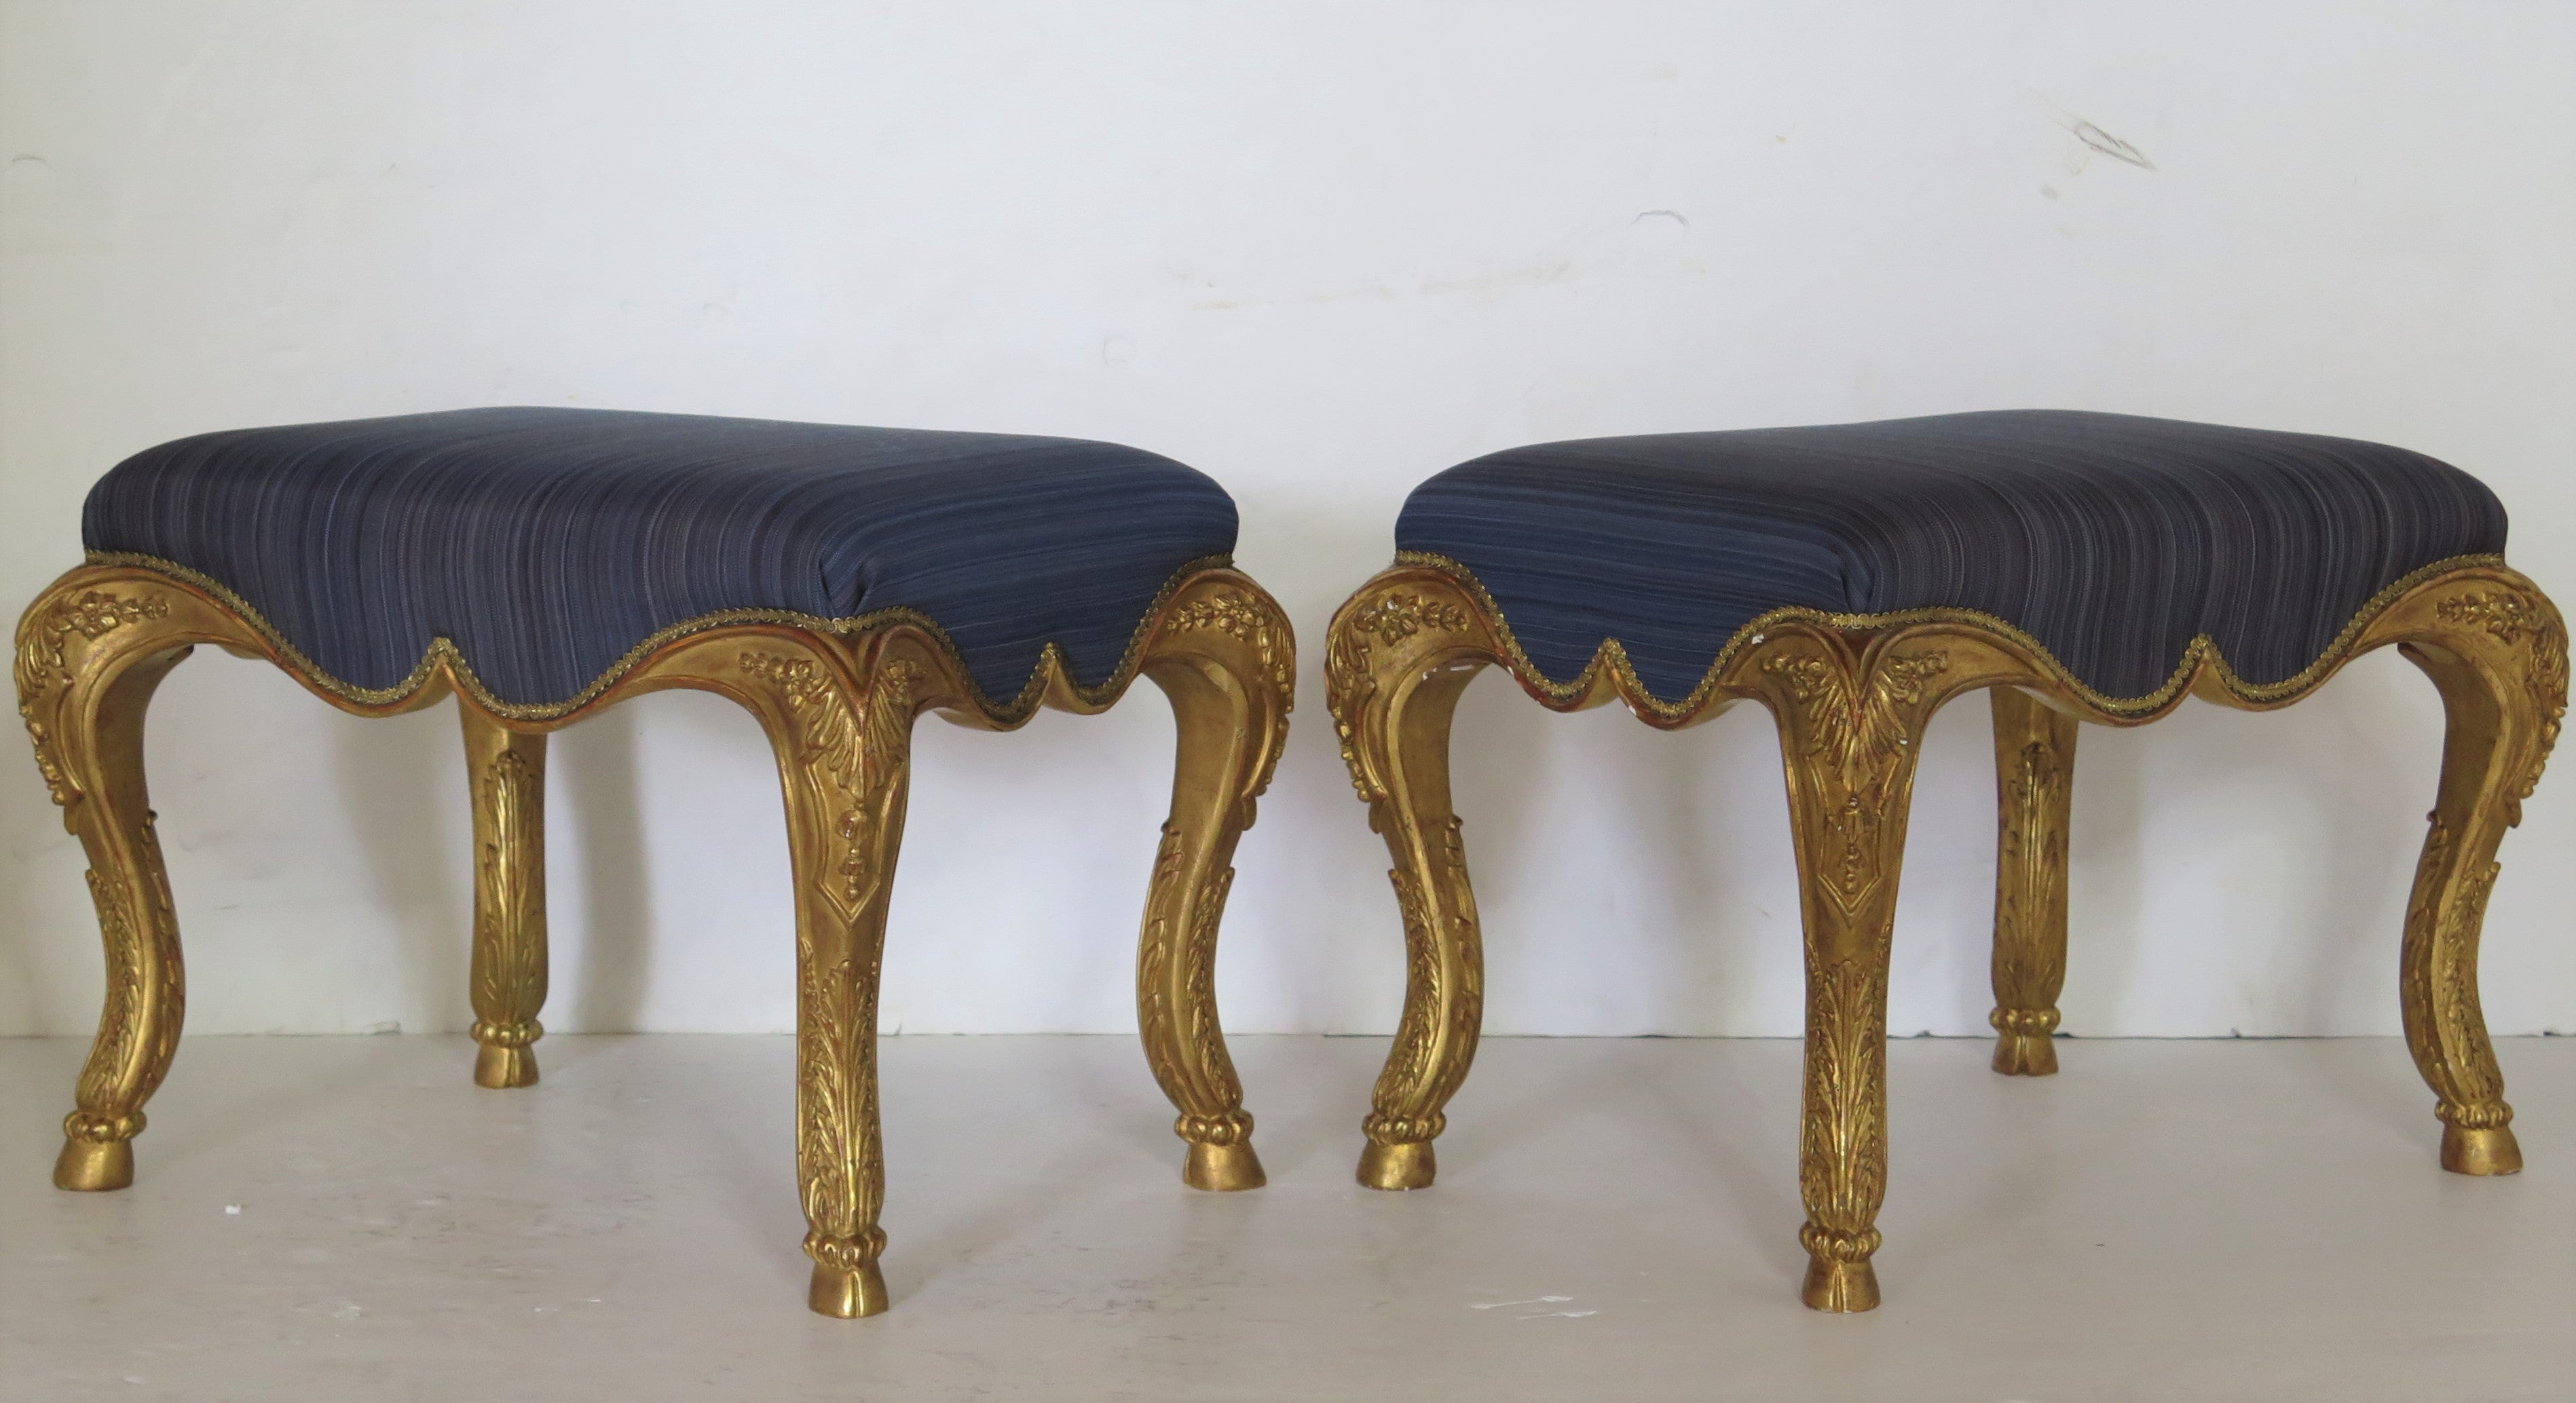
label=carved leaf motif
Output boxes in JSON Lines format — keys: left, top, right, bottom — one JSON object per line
{"left": 1325, "top": 591, "right": 1473, "bottom": 808}
{"left": 1136, "top": 824, "right": 1188, "bottom": 1102}
{"left": 15, "top": 591, "right": 172, "bottom": 696}
{"left": 2435, "top": 589, "right": 2569, "bottom": 817}
{"left": 2402, "top": 815, "right": 2509, "bottom": 1126}
{"left": 1366, "top": 816, "right": 1480, "bottom": 1144}
{"left": 741, "top": 653, "right": 922, "bottom": 920}
{"left": 1761, "top": 647, "right": 1949, "bottom": 916}
{"left": 2435, "top": 859, "right": 2503, "bottom": 1114}
{"left": 1163, "top": 590, "right": 1294, "bottom": 696}
{"left": 1379, "top": 867, "right": 1440, "bottom": 1107}
{"left": 16, "top": 591, "right": 173, "bottom": 807}
{"left": 472, "top": 749, "right": 543, "bottom": 1031}
{"left": 73, "top": 868, "right": 143, "bottom": 1114}
{"left": 798, "top": 952, "right": 865, "bottom": 1236}
{"left": 1992, "top": 737, "right": 2066, "bottom": 1022}
{"left": 62, "top": 810, "right": 183, "bottom": 1142}
{"left": 1800, "top": 956, "right": 1889, "bottom": 1243}
{"left": 739, "top": 650, "right": 916, "bottom": 1250}
{"left": 2436, "top": 591, "right": 2541, "bottom": 645}
{"left": 1180, "top": 861, "right": 1244, "bottom": 1140}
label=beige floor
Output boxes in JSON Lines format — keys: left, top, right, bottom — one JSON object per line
{"left": 1, "top": 1034, "right": 2567, "bottom": 1402}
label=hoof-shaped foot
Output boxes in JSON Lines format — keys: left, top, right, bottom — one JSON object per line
{"left": 1356, "top": 1140, "right": 1436, "bottom": 1191}
{"left": 54, "top": 1136, "right": 134, "bottom": 1193}
{"left": 808, "top": 1259, "right": 890, "bottom": 1318}
{"left": 1799, "top": 1256, "right": 1880, "bottom": 1313}
{"left": 474, "top": 1043, "right": 540, "bottom": 1089}
{"left": 1183, "top": 1140, "right": 1266, "bottom": 1192}
{"left": 2442, "top": 1123, "right": 2523, "bottom": 1176}
{"left": 1991, "top": 1032, "right": 2058, "bottom": 1077}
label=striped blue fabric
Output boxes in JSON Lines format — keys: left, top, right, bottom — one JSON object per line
{"left": 83, "top": 407, "right": 1239, "bottom": 707}
{"left": 1396, "top": 410, "right": 2507, "bottom": 700}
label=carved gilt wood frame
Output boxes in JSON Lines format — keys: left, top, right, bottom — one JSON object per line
{"left": 1325, "top": 550, "right": 2563, "bottom": 1313}
{"left": 16, "top": 554, "right": 1292, "bottom": 1319}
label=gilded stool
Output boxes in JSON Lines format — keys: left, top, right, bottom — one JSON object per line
{"left": 1324, "top": 409, "right": 2562, "bottom": 1311}
{"left": 17, "top": 407, "right": 1292, "bottom": 1317}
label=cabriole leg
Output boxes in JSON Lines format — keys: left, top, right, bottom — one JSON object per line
{"left": 16, "top": 584, "right": 198, "bottom": 1193}
{"left": 732, "top": 639, "right": 922, "bottom": 1318}
{"left": 1325, "top": 578, "right": 1495, "bottom": 1191}
{"left": 462, "top": 708, "right": 548, "bottom": 1088}
{"left": 1988, "top": 687, "right": 2076, "bottom": 1076}
{"left": 1135, "top": 579, "right": 1293, "bottom": 1191}
{"left": 2395, "top": 586, "right": 2566, "bottom": 1175}
{"left": 48, "top": 650, "right": 191, "bottom": 1192}
{"left": 1756, "top": 633, "right": 1950, "bottom": 1311}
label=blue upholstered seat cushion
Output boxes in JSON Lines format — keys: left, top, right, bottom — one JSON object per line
{"left": 1396, "top": 410, "right": 2507, "bottom": 701}
{"left": 83, "top": 407, "right": 1238, "bottom": 707}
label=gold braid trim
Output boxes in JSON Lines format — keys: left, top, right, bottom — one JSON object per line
{"left": 81, "top": 549, "right": 1235, "bottom": 726}
{"left": 1392, "top": 548, "right": 2517, "bottom": 723}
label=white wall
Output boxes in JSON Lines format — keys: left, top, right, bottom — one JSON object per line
{"left": 3, "top": 1, "right": 2569, "bottom": 1041}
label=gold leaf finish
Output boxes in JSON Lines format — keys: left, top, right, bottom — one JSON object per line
{"left": 14, "top": 586, "right": 193, "bottom": 1195}
{"left": 17, "top": 590, "right": 172, "bottom": 806}
{"left": 1988, "top": 689, "right": 2076, "bottom": 1076}
{"left": 1325, "top": 588, "right": 1475, "bottom": 813}
{"left": 1326, "top": 554, "right": 2562, "bottom": 1311}
{"left": 2433, "top": 589, "right": 2567, "bottom": 823}
{"left": 13, "top": 557, "right": 1293, "bottom": 1317}
{"left": 1161, "top": 586, "right": 1295, "bottom": 697}
{"left": 1134, "top": 574, "right": 1294, "bottom": 1192}
{"left": 1797, "top": 956, "right": 1888, "bottom": 1312}
{"left": 463, "top": 715, "right": 548, "bottom": 1089}
{"left": 1324, "top": 576, "right": 1501, "bottom": 1192}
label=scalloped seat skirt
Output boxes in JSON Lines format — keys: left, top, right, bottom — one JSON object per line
{"left": 82, "top": 407, "right": 1246, "bottom": 709}
{"left": 1324, "top": 409, "right": 2562, "bottom": 1315}
{"left": 18, "top": 406, "right": 1299, "bottom": 1319}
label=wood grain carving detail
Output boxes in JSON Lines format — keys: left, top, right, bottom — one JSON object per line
{"left": 1991, "top": 736, "right": 2068, "bottom": 1039}
{"left": 744, "top": 652, "right": 922, "bottom": 922}
{"left": 1326, "top": 591, "right": 1472, "bottom": 808}
{"left": 1314, "top": 555, "right": 2564, "bottom": 1311}
{"left": 1163, "top": 588, "right": 1294, "bottom": 696}
{"left": 1763, "top": 648, "right": 1948, "bottom": 916}
{"left": 2402, "top": 816, "right": 2509, "bottom": 1129}
{"left": 2435, "top": 589, "right": 2569, "bottom": 819}
{"left": 1136, "top": 823, "right": 1250, "bottom": 1145}
{"left": 470, "top": 749, "right": 544, "bottom": 1045}
{"left": 12, "top": 557, "right": 1286, "bottom": 1314}
{"left": 16, "top": 591, "right": 172, "bottom": 806}
{"left": 1798, "top": 956, "right": 1888, "bottom": 1264}
{"left": 1366, "top": 816, "right": 1480, "bottom": 1146}
{"left": 65, "top": 810, "right": 183, "bottom": 1145}
{"left": 740, "top": 649, "right": 917, "bottom": 1268}
{"left": 797, "top": 928, "right": 884, "bottom": 1258}
{"left": 67, "top": 869, "right": 145, "bottom": 1138}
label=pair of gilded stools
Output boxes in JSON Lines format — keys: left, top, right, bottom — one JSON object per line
{"left": 18, "top": 407, "right": 2560, "bottom": 1317}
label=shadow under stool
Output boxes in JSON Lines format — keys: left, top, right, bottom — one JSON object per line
{"left": 16, "top": 407, "right": 1294, "bottom": 1317}
{"left": 1323, "top": 409, "right": 2563, "bottom": 1312}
